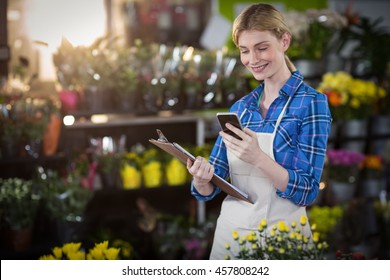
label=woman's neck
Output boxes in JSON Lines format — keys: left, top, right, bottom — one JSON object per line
{"left": 260, "top": 66, "right": 291, "bottom": 112}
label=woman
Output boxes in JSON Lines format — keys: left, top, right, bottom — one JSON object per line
{"left": 187, "top": 3, "right": 332, "bottom": 259}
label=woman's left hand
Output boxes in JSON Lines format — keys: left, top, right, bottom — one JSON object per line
{"left": 219, "top": 123, "right": 263, "bottom": 165}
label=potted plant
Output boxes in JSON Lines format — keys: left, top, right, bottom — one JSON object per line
{"left": 141, "top": 147, "right": 163, "bottom": 188}
{"left": 326, "top": 148, "right": 365, "bottom": 203}
{"left": 0, "top": 177, "right": 41, "bottom": 251}
{"left": 38, "top": 169, "right": 93, "bottom": 243}
{"left": 97, "top": 152, "right": 122, "bottom": 189}
{"left": 120, "top": 151, "right": 143, "bottom": 190}
{"left": 284, "top": 9, "right": 347, "bottom": 77}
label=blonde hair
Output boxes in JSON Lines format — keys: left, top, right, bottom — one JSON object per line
{"left": 232, "top": 3, "right": 296, "bottom": 71}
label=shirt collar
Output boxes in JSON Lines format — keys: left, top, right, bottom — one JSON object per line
{"left": 245, "top": 70, "right": 303, "bottom": 109}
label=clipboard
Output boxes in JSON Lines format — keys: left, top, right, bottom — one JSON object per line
{"left": 149, "top": 129, "right": 253, "bottom": 204}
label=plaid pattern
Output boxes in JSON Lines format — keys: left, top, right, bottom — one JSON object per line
{"left": 191, "top": 70, "right": 332, "bottom": 206}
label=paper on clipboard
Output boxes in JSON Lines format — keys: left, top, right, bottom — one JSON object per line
{"left": 149, "top": 129, "right": 253, "bottom": 204}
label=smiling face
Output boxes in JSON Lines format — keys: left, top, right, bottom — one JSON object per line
{"left": 237, "top": 30, "right": 290, "bottom": 81}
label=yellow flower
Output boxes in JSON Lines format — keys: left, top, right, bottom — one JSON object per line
{"left": 311, "top": 223, "right": 317, "bottom": 231}
{"left": 224, "top": 254, "right": 231, "bottom": 260}
{"left": 252, "top": 243, "right": 258, "bottom": 250}
{"left": 62, "top": 242, "right": 82, "bottom": 256}
{"left": 277, "top": 221, "right": 287, "bottom": 232}
{"left": 268, "top": 245, "right": 274, "bottom": 252}
{"left": 67, "top": 251, "right": 85, "bottom": 260}
{"left": 52, "top": 247, "right": 63, "bottom": 259}
{"left": 300, "top": 216, "right": 307, "bottom": 226}
{"left": 246, "top": 233, "right": 254, "bottom": 242}
{"left": 225, "top": 243, "right": 231, "bottom": 250}
{"left": 104, "top": 248, "right": 121, "bottom": 260}
{"left": 232, "top": 230, "right": 239, "bottom": 240}
{"left": 270, "top": 230, "right": 276, "bottom": 237}
{"left": 291, "top": 221, "right": 297, "bottom": 228}
{"left": 277, "top": 235, "right": 283, "bottom": 242}
{"left": 258, "top": 224, "right": 264, "bottom": 232}
{"left": 39, "top": 254, "right": 56, "bottom": 260}
{"left": 313, "top": 232, "right": 320, "bottom": 243}
{"left": 94, "top": 241, "right": 109, "bottom": 250}
{"left": 260, "top": 219, "right": 267, "bottom": 227}
{"left": 87, "top": 247, "right": 105, "bottom": 260}
{"left": 278, "top": 248, "right": 285, "bottom": 254}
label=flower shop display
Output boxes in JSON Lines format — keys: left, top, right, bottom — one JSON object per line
{"left": 225, "top": 216, "right": 328, "bottom": 260}
{"left": 326, "top": 148, "right": 365, "bottom": 203}
{"left": 39, "top": 241, "right": 121, "bottom": 260}
{"left": 317, "top": 71, "right": 387, "bottom": 122}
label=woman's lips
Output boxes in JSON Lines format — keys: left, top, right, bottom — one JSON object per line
{"left": 251, "top": 63, "right": 268, "bottom": 73}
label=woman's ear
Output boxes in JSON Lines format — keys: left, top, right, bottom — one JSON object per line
{"left": 281, "top": 32, "right": 291, "bottom": 51}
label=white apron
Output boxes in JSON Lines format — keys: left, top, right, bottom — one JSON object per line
{"left": 210, "top": 97, "right": 311, "bottom": 260}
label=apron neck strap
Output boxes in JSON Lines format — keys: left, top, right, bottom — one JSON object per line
{"left": 273, "top": 96, "right": 292, "bottom": 135}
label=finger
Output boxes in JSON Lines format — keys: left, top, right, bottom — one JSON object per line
{"left": 226, "top": 123, "right": 246, "bottom": 139}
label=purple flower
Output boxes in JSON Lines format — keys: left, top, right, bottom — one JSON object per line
{"left": 327, "top": 149, "right": 365, "bottom": 166}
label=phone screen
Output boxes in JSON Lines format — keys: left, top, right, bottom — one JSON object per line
{"left": 217, "top": 113, "right": 243, "bottom": 140}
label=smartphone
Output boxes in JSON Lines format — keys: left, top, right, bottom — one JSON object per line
{"left": 216, "top": 112, "right": 243, "bottom": 140}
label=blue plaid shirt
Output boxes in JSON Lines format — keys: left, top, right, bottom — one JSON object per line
{"left": 191, "top": 70, "right": 332, "bottom": 206}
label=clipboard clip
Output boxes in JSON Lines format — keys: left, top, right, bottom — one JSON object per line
{"left": 156, "top": 129, "right": 169, "bottom": 143}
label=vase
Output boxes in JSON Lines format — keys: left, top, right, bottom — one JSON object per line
{"left": 329, "top": 180, "right": 356, "bottom": 204}
{"left": 59, "top": 89, "right": 79, "bottom": 113}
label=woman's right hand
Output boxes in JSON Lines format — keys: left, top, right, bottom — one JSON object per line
{"left": 186, "top": 157, "right": 214, "bottom": 195}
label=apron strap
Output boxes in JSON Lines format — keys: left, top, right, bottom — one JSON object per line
{"left": 272, "top": 96, "right": 292, "bottom": 136}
